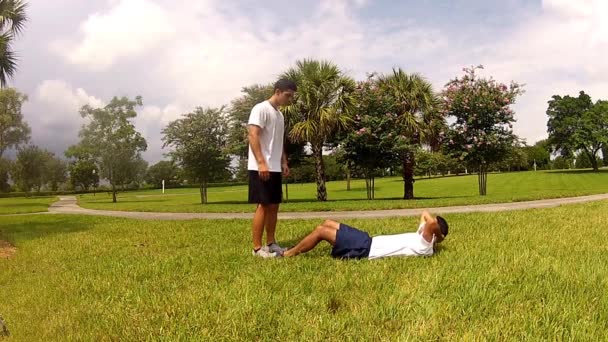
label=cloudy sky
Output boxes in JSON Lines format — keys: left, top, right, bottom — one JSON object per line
{"left": 10, "top": 0, "right": 607, "bottom": 163}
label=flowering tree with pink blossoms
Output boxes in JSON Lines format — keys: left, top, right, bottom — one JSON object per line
{"left": 340, "top": 74, "right": 397, "bottom": 199}
{"left": 442, "top": 65, "right": 524, "bottom": 195}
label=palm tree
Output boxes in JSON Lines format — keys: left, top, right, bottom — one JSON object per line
{"left": 282, "top": 59, "right": 356, "bottom": 201}
{"left": 379, "top": 68, "right": 440, "bottom": 199}
{"left": 0, "top": 0, "right": 28, "bottom": 87}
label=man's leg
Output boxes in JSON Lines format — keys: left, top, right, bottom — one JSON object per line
{"left": 264, "top": 204, "right": 280, "bottom": 245}
{"left": 252, "top": 204, "right": 266, "bottom": 250}
{"left": 322, "top": 219, "right": 340, "bottom": 230}
{"left": 283, "top": 225, "right": 338, "bottom": 257}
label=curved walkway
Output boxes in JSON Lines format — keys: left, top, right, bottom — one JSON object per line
{"left": 37, "top": 193, "right": 608, "bottom": 220}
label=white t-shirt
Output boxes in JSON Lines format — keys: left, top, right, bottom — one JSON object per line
{"left": 247, "top": 100, "right": 285, "bottom": 172}
{"left": 367, "top": 223, "right": 435, "bottom": 260}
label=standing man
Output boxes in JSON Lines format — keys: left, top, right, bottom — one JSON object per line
{"left": 248, "top": 79, "right": 297, "bottom": 257}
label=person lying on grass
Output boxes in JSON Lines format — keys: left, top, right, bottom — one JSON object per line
{"left": 280, "top": 210, "right": 448, "bottom": 259}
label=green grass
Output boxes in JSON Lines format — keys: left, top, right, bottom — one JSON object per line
{"left": 77, "top": 170, "right": 608, "bottom": 213}
{"left": 1, "top": 201, "right": 608, "bottom": 340}
{"left": 0, "top": 196, "right": 58, "bottom": 215}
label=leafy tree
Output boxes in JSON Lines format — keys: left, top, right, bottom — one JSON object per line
{"left": 69, "top": 96, "right": 147, "bottom": 202}
{"left": 43, "top": 153, "right": 67, "bottom": 191}
{"left": 442, "top": 65, "right": 523, "bottom": 195}
{"left": 162, "top": 107, "right": 230, "bottom": 204}
{"left": 0, "top": 0, "right": 27, "bottom": 87}
{"left": 574, "top": 151, "right": 602, "bottom": 169}
{"left": 67, "top": 159, "right": 99, "bottom": 191}
{"left": 378, "top": 68, "right": 442, "bottom": 199}
{"left": 114, "top": 154, "right": 147, "bottom": 190}
{"left": 0, "top": 88, "right": 29, "bottom": 158}
{"left": 524, "top": 139, "right": 551, "bottom": 170}
{"left": 12, "top": 144, "right": 47, "bottom": 193}
{"left": 552, "top": 156, "right": 573, "bottom": 170}
{"left": 0, "top": 157, "right": 11, "bottom": 192}
{"left": 145, "top": 160, "right": 180, "bottom": 188}
{"left": 495, "top": 143, "right": 528, "bottom": 172}
{"left": 341, "top": 74, "right": 397, "bottom": 199}
{"left": 282, "top": 59, "right": 356, "bottom": 201}
{"left": 547, "top": 92, "right": 608, "bottom": 171}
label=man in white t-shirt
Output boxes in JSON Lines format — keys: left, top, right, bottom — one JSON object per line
{"left": 248, "top": 79, "right": 297, "bottom": 258}
{"left": 281, "top": 211, "right": 448, "bottom": 259}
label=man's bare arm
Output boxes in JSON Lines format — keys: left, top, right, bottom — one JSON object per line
{"left": 420, "top": 210, "right": 433, "bottom": 225}
{"left": 248, "top": 125, "right": 269, "bottom": 180}
{"left": 281, "top": 147, "right": 290, "bottom": 177}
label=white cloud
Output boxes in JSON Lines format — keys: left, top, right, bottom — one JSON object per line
{"left": 56, "top": 0, "right": 174, "bottom": 70}
{"left": 41, "top": 0, "right": 608, "bottom": 160}
{"left": 37, "top": 80, "right": 104, "bottom": 114}
{"left": 25, "top": 79, "right": 185, "bottom": 163}
{"left": 136, "top": 104, "right": 184, "bottom": 162}
{"left": 18, "top": 80, "right": 105, "bottom": 157}
{"left": 52, "top": 0, "right": 447, "bottom": 109}
{"left": 434, "top": 0, "right": 608, "bottom": 144}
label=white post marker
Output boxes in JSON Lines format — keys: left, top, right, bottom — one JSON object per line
{"left": 162, "top": 179, "right": 165, "bottom": 194}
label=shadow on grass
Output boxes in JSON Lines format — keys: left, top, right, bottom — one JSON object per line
{"left": 82, "top": 199, "right": 169, "bottom": 205}
{"left": 0, "top": 203, "right": 49, "bottom": 208}
{"left": 546, "top": 169, "right": 608, "bottom": 174}
{"left": 211, "top": 196, "right": 471, "bottom": 205}
{"left": 433, "top": 244, "right": 448, "bottom": 255}
{"left": 0, "top": 216, "right": 94, "bottom": 244}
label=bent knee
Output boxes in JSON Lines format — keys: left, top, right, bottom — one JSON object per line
{"left": 323, "top": 219, "right": 338, "bottom": 227}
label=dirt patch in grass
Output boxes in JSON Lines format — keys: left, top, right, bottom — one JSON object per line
{"left": 0, "top": 240, "right": 16, "bottom": 258}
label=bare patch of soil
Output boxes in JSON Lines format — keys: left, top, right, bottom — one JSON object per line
{"left": 0, "top": 240, "right": 16, "bottom": 258}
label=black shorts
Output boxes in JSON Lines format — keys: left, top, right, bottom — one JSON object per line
{"left": 331, "top": 224, "right": 372, "bottom": 259}
{"left": 248, "top": 171, "right": 282, "bottom": 204}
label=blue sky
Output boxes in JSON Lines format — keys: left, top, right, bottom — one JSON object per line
{"left": 10, "top": 0, "right": 607, "bottom": 163}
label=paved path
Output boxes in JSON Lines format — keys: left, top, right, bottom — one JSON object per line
{"left": 39, "top": 193, "right": 608, "bottom": 221}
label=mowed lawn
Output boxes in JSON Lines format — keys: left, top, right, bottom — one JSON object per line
{"left": 77, "top": 170, "right": 608, "bottom": 213}
{"left": 0, "top": 196, "right": 58, "bottom": 215}
{"left": 1, "top": 201, "right": 608, "bottom": 340}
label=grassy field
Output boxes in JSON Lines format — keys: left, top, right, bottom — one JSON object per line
{"left": 0, "top": 196, "right": 58, "bottom": 215}
{"left": 1, "top": 201, "right": 608, "bottom": 340}
{"left": 76, "top": 170, "right": 608, "bottom": 213}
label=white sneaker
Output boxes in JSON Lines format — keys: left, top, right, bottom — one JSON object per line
{"left": 267, "top": 242, "right": 288, "bottom": 254}
{"left": 252, "top": 246, "right": 277, "bottom": 258}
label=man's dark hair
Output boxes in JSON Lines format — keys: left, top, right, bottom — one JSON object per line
{"left": 274, "top": 79, "right": 297, "bottom": 92}
{"left": 436, "top": 216, "right": 448, "bottom": 236}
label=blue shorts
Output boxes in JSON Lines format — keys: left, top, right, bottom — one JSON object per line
{"left": 331, "top": 224, "right": 372, "bottom": 259}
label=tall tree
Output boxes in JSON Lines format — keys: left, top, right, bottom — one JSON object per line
{"left": 162, "top": 107, "right": 230, "bottom": 204}
{"left": 113, "top": 154, "right": 147, "bottom": 190}
{"left": 69, "top": 96, "right": 147, "bottom": 202}
{"left": 282, "top": 59, "right": 356, "bottom": 201}
{"left": 442, "top": 65, "right": 523, "bottom": 195}
{"left": 378, "top": 68, "right": 441, "bottom": 199}
{"left": 43, "top": 152, "right": 67, "bottom": 191}
{"left": 341, "top": 74, "right": 398, "bottom": 199}
{"left": 145, "top": 160, "right": 179, "bottom": 188}
{"left": 547, "top": 92, "right": 608, "bottom": 172}
{"left": 12, "top": 144, "right": 47, "bottom": 193}
{"left": 0, "top": 0, "right": 27, "bottom": 87}
{"left": 524, "top": 139, "right": 551, "bottom": 170}
{"left": 0, "top": 157, "right": 11, "bottom": 192}
{"left": 67, "top": 159, "right": 99, "bottom": 192}
{"left": 0, "top": 88, "right": 29, "bottom": 158}
{"left": 496, "top": 142, "right": 528, "bottom": 172}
